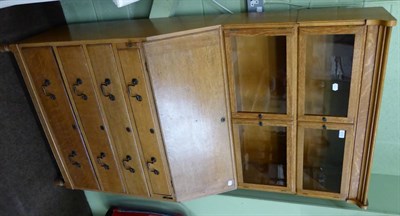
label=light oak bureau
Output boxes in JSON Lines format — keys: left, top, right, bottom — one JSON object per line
{"left": 11, "top": 7, "right": 396, "bottom": 208}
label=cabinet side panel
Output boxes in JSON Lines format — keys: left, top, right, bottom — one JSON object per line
{"left": 349, "top": 26, "right": 379, "bottom": 200}
{"left": 144, "top": 28, "right": 236, "bottom": 201}
{"left": 56, "top": 45, "right": 126, "bottom": 193}
{"left": 20, "top": 47, "right": 99, "bottom": 190}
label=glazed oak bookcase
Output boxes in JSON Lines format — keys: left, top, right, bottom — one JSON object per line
{"left": 10, "top": 7, "right": 396, "bottom": 209}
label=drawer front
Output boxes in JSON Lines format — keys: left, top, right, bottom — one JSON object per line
{"left": 56, "top": 46, "right": 125, "bottom": 193}
{"left": 20, "top": 47, "right": 99, "bottom": 190}
{"left": 116, "top": 45, "right": 173, "bottom": 196}
{"left": 86, "top": 44, "right": 149, "bottom": 196}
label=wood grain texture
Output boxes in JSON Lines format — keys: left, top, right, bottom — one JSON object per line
{"left": 20, "top": 46, "right": 99, "bottom": 190}
{"left": 349, "top": 26, "right": 379, "bottom": 200}
{"left": 17, "top": 7, "right": 395, "bottom": 46}
{"left": 358, "top": 26, "right": 393, "bottom": 207}
{"left": 144, "top": 27, "right": 236, "bottom": 201}
{"left": 298, "top": 7, "right": 396, "bottom": 27}
{"left": 11, "top": 45, "right": 72, "bottom": 189}
{"left": 296, "top": 122, "right": 355, "bottom": 200}
{"left": 115, "top": 44, "right": 173, "bottom": 197}
{"left": 56, "top": 45, "right": 126, "bottom": 193}
{"left": 85, "top": 44, "right": 149, "bottom": 196}
{"left": 298, "top": 26, "right": 365, "bottom": 124}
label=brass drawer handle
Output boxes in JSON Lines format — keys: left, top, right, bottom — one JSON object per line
{"left": 41, "top": 79, "right": 56, "bottom": 100}
{"left": 72, "top": 78, "right": 88, "bottom": 100}
{"left": 68, "top": 150, "right": 81, "bottom": 168}
{"left": 146, "top": 157, "right": 159, "bottom": 175}
{"left": 100, "top": 78, "right": 115, "bottom": 101}
{"left": 96, "top": 152, "right": 110, "bottom": 170}
{"left": 122, "top": 155, "right": 135, "bottom": 173}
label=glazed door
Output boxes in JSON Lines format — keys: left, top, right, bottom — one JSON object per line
{"left": 297, "top": 123, "right": 354, "bottom": 199}
{"left": 56, "top": 45, "right": 126, "bottom": 193}
{"left": 86, "top": 44, "right": 149, "bottom": 196}
{"left": 224, "top": 27, "right": 297, "bottom": 192}
{"left": 144, "top": 26, "right": 236, "bottom": 201}
{"left": 233, "top": 120, "right": 295, "bottom": 193}
{"left": 115, "top": 43, "right": 174, "bottom": 200}
{"left": 298, "top": 26, "right": 365, "bottom": 124}
{"left": 224, "top": 27, "right": 297, "bottom": 120}
{"left": 20, "top": 47, "right": 99, "bottom": 190}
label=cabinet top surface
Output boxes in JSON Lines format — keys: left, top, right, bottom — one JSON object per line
{"left": 18, "top": 7, "right": 396, "bottom": 45}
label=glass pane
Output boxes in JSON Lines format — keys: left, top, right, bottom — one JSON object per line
{"left": 239, "top": 125, "right": 287, "bottom": 187}
{"left": 303, "top": 128, "right": 346, "bottom": 193}
{"left": 304, "top": 34, "right": 355, "bottom": 117}
{"left": 232, "top": 35, "right": 287, "bottom": 114}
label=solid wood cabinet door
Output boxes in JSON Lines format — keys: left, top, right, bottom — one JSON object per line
{"left": 56, "top": 46, "right": 125, "bottom": 193}
{"left": 115, "top": 44, "right": 173, "bottom": 199}
{"left": 86, "top": 44, "right": 149, "bottom": 196}
{"left": 297, "top": 122, "right": 354, "bottom": 199}
{"left": 20, "top": 47, "right": 99, "bottom": 190}
{"left": 144, "top": 27, "right": 236, "bottom": 201}
{"left": 298, "top": 26, "right": 365, "bottom": 124}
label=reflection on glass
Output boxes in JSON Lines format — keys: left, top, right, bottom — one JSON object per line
{"left": 240, "top": 125, "right": 287, "bottom": 186}
{"left": 232, "top": 35, "right": 287, "bottom": 113}
{"left": 305, "top": 34, "right": 355, "bottom": 117}
{"left": 303, "top": 128, "right": 345, "bottom": 193}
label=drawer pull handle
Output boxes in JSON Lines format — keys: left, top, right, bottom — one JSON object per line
{"left": 100, "top": 78, "right": 115, "bottom": 101}
{"left": 122, "top": 155, "right": 135, "bottom": 173}
{"left": 127, "top": 78, "right": 142, "bottom": 101}
{"left": 41, "top": 79, "right": 56, "bottom": 100}
{"left": 96, "top": 152, "right": 110, "bottom": 170}
{"left": 72, "top": 78, "right": 88, "bottom": 100}
{"left": 127, "top": 78, "right": 139, "bottom": 96}
{"left": 68, "top": 150, "right": 81, "bottom": 168}
{"left": 147, "top": 157, "right": 159, "bottom": 175}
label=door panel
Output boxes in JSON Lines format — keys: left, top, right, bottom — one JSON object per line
{"left": 20, "top": 47, "right": 99, "bottom": 190}
{"left": 233, "top": 119, "right": 295, "bottom": 193}
{"left": 297, "top": 122, "right": 354, "bottom": 199}
{"left": 144, "top": 27, "right": 236, "bottom": 201}
{"left": 86, "top": 44, "right": 149, "bottom": 196}
{"left": 56, "top": 46, "right": 125, "bottom": 193}
{"left": 298, "top": 26, "right": 365, "bottom": 123}
{"left": 224, "top": 28, "right": 296, "bottom": 121}
{"left": 116, "top": 44, "right": 173, "bottom": 198}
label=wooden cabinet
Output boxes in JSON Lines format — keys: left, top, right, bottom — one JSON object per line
{"left": 11, "top": 7, "right": 396, "bottom": 208}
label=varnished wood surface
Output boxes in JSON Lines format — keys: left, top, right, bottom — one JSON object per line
{"left": 298, "top": 7, "right": 396, "bottom": 27}
{"left": 349, "top": 26, "right": 379, "bottom": 200}
{"left": 115, "top": 44, "right": 173, "bottom": 197}
{"left": 20, "top": 47, "right": 99, "bottom": 190}
{"left": 86, "top": 44, "right": 149, "bottom": 196}
{"left": 358, "top": 26, "right": 393, "bottom": 207}
{"left": 56, "top": 45, "right": 126, "bottom": 193}
{"left": 144, "top": 27, "right": 236, "bottom": 201}
{"left": 11, "top": 45, "right": 73, "bottom": 189}
{"left": 17, "top": 7, "right": 395, "bottom": 46}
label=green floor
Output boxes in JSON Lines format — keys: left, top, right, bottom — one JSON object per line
{"left": 85, "top": 174, "right": 400, "bottom": 216}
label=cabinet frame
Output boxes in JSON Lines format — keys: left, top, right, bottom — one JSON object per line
{"left": 298, "top": 26, "right": 366, "bottom": 124}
